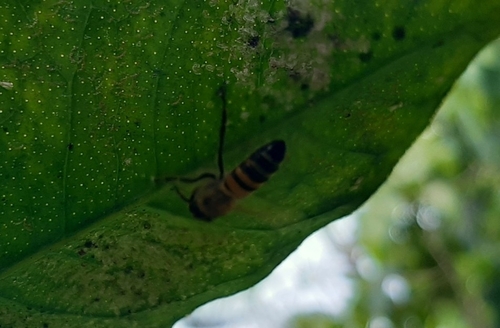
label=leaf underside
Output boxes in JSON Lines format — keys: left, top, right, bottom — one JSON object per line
{"left": 0, "top": 0, "right": 499, "bottom": 326}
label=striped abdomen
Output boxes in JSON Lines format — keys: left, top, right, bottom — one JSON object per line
{"left": 223, "top": 140, "right": 286, "bottom": 199}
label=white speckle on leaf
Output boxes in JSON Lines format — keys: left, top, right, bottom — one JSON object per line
{"left": 192, "top": 63, "right": 201, "bottom": 75}
{"left": 240, "top": 111, "right": 250, "bottom": 120}
{"left": 0, "top": 81, "right": 14, "bottom": 90}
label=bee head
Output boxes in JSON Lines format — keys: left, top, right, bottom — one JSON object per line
{"left": 188, "top": 191, "right": 212, "bottom": 221}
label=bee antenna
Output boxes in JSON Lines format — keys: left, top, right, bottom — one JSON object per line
{"left": 217, "top": 82, "right": 227, "bottom": 99}
{"left": 217, "top": 83, "right": 227, "bottom": 180}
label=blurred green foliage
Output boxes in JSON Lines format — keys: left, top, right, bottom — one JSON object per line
{"left": 331, "top": 38, "right": 500, "bottom": 328}
{"left": 288, "top": 37, "right": 500, "bottom": 328}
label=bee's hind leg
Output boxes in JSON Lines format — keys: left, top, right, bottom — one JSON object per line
{"left": 155, "top": 172, "right": 217, "bottom": 203}
{"left": 179, "top": 172, "right": 217, "bottom": 183}
{"left": 168, "top": 172, "right": 217, "bottom": 183}
{"left": 155, "top": 172, "right": 217, "bottom": 186}
{"left": 171, "top": 185, "right": 190, "bottom": 203}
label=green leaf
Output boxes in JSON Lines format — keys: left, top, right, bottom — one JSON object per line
{"left": 1, "top": 0, "right": 499, "bottom": 326}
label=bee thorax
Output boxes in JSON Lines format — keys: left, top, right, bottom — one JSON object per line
{"left": 190, "top": 181, "right": 235, "bottom": 220}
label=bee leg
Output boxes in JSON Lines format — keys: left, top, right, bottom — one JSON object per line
{"left": 156, "top": 172, "right": 217, "bottom": 185}
{"left": 217, "top": 83, "right": 227, "bottom": 180}
{"left": 178, "top": 172, "right": 217, "bottom": 183}
{"left": 160, "top": 173, "right": 216, "bottom": 203}
{"left": 171, "top": 185, "right": 190, "bottom": 203}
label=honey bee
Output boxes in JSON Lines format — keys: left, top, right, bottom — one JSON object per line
{"left": 158, "top": 85, "right": 286, "bottom": 221}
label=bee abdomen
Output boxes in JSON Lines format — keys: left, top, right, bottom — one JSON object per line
{"left": 223, "top": 140, "right": 286, "bottom": 199}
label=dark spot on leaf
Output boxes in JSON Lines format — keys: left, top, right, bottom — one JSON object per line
{"left": 77, "top": 249, "right": 86, "bottom": 256}
{"left": 259, "top": 115, "right": 266, "bottom": 123}
{"left": 392, "top": 26, "right": 406, "bottom": 41}
{"left": 285, "top": 7, "right": 314, "bottom": 38}
{"left": 248, "top": 35, "right": 260, "bottom": 48}
{"left": 359, "top": 51, "right": 373, "bottom": 63}
{"left": 227, "top": 15, "right": 236, "bottom": 25}
{"left": 344, "top": 112, "right": 352, "bottom": 118}
{"left": 143, "top": 221, "right": 151, "bottom": 229}
{"left": 84, "top": 240, "right": 96, "bottom": 248}
{"left": 93, "top": 297, "right": 100, "bottom": 303}
{"left": 265, "top": 12, "right": 276, "bottom": 25}
{"left": 329, "top": 34, "right": 344, "bottom": 49}
{"left": 43, "top": 323, "right": 49, "bottom": 328}
{"left": 288, "top": 69, "right": 301, "bottom": 81}
{"left": 300, "top": 83, "right": 309, "bottom": 91}
{"left": 152, "top": 68, "right": 165, "bottom": 78}
{"left": 371, "top": 31, "right": 381, "bottom": 41}
{"left": 433, "top": 39, "right": 444, "bottom": 48}
{"left": 2, "top": 126, "right": 8, "bottom": 133}
{"left": 67, "top": 143, "right": 74, "bottom": 151}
